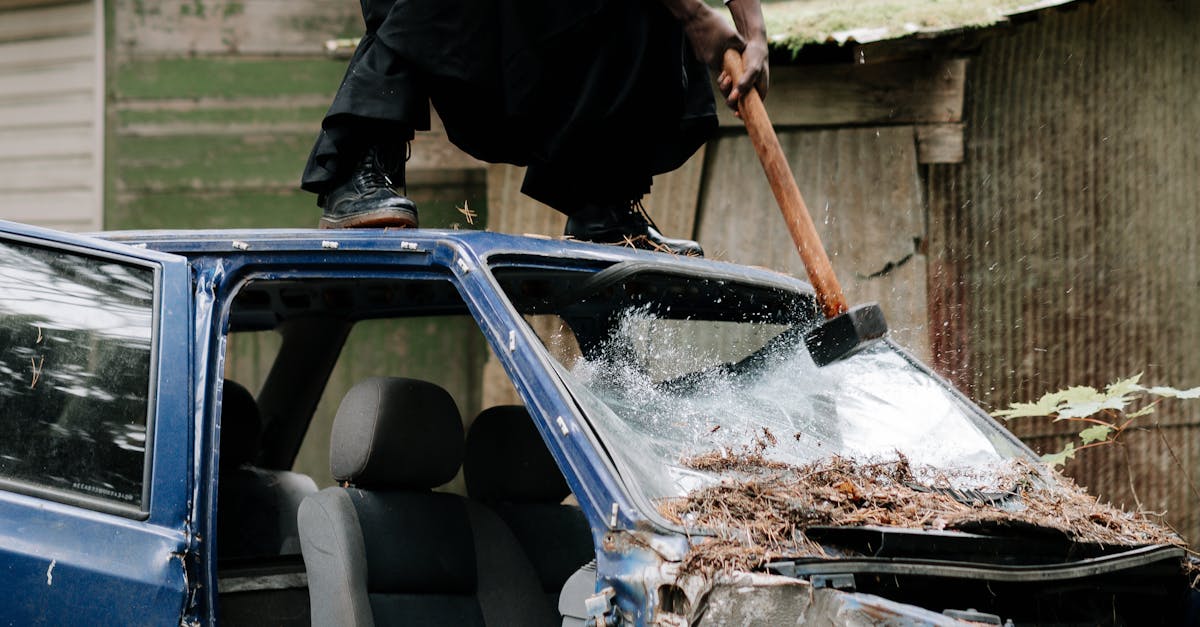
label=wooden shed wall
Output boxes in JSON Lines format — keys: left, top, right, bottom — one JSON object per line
{"left": 109, "top": 0, "right": 488, "bottom": 231}
{"left": 487, "top": 57, "right": 973, "bottom": 364}
{"left": 105, "top": 1, "right": 1200, "bottom": 522}
{"left": 926, "top": 0, "right": 1200, "bottom": 540}
{"left": 108, "top": 0, "right": 491, "bottom": 486}
{"left": 0, "top": 1, "right": 103, "bottom": 231}
{"left": 697, "top": 126, "right": 930, "bottom": 358}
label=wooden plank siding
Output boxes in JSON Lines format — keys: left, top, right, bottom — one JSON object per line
{"left": 698, "top": 126, "right": 931, "bottom": 360}
{"left": 114, "top": 0, "right": 364, "bottom": 57}
{"left": 479, "top": 56, "right": 974, "bottom": 393}
{"left": 109, "top": 1, "right": 492, "bottom": 484}
{"left": 925, "top": 0, "right": 1200, "bottom": 540}
{"left": 108, "top": 59, "right": 488, "bottom": 231}
{"left": 715, "top": 58, "right": 967, "bottom": 129}
{"left": 0, "top": 1, "right": 102, "bottom": 232}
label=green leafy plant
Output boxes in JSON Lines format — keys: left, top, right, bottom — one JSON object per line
{"left": 993, "top": 374, "right": 1200, "bottom": 467}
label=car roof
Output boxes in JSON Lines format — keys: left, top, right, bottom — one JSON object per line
{"left": 94, "top": 227, "right": 811, "bottom": 290}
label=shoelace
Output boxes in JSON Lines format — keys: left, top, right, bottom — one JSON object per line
{"left": 629, "top": 200, "right": 661, "bottom": 232}
{"left": 357, "top": 144, "right": 409, "bottom": 191}
{"left": 356, "top": 149, "right": 393, "bottom": 189}
{"left": 621, "top": 201, "right": 684, "bottom": 254}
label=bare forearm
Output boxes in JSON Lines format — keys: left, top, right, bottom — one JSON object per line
{"left": 726, "top": 0, "right": 766, "bottom": 48}
{"left": 723, "top": 0, "right": 768, "bottom": 103}
{"left": 657, "top": 0, "right": 710, "bottom": 24}
{"left": 658, "top": 0, "right": 770, "bottom": 107}
{"left": 657, "top": 0, "right": 741, "bottom": 69}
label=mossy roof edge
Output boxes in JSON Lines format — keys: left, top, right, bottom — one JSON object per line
{"left": 749, "top": 0, "right": 1082, "bottom": 54}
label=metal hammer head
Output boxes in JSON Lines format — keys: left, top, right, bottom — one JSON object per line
{"left": 804, "top": 303, "right": 888, "bottom": 366}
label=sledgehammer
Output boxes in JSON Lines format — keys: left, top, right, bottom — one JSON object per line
{"left": 722, "top": 49, "right": 887, "bottom": 366}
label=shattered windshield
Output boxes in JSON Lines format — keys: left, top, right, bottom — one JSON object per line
{"left": 493, "top": 262, "right": 1031, "bottom": 502}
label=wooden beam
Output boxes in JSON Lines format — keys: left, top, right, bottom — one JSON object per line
{"left": 849, "top": 30, "right": 995, "bottom": 66}
{"left": 113, "top": 0, "right": 362, "bottom": 57}
{"left": 915, "top": 123, "right": 965, "bottom": 164}
{"left": 717, "top": 58, "right": 967, "bottom": 128}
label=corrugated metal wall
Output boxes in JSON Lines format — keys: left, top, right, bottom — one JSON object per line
{"left": 0, "top": 1, "right": 102, "bottom": 231}
{"left": 927, "top": 0, "right": 1200, "bottom": 540}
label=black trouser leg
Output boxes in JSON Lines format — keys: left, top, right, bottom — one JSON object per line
{"left": 300, "top": 32, "right": 427, "bottom": 194}
{"left": 302, "top": 0, "right": 716, "bottom": 214}
{"left": 508, "top": 0, "right": 715, "bottom": 214}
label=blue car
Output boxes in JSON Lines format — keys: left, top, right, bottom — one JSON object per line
{"left": 0, "top": 221, "right": 1190, "bottom": 625}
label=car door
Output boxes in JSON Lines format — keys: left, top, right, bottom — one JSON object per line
{"left": 0, "top": 220, "right": 195, "bottom": 624}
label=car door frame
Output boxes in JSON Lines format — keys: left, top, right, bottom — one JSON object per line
{"left": 0, "top": 220, "right": 196, "bottom": 624}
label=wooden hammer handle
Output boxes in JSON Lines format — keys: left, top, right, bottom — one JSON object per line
{"left": 722, "top": 48, "right": 848, "bottom": 319}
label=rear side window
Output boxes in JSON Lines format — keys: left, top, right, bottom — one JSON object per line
{"left": 0, "top": 238, "right": 156, "bottom": 510}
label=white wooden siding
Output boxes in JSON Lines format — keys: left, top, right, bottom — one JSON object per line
{"left": 0, "top": 1, "right": 102, "bottom": 232}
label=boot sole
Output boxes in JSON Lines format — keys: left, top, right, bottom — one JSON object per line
{"left": 318, "top": 208, "right": 418, "bottom": 230}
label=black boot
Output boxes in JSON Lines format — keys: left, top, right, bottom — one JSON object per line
{"left": 318, "top": 144, "right": 418, "bottom": 229}
{"left": 564, "top": 201, "right": 704, "bottom": 257}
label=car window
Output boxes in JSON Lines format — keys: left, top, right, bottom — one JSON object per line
{"left": 0, "top": 237, "right": 156, "bottom": 510}
{"left": 495, "top": 263, "right": 1032, "bottom": 503}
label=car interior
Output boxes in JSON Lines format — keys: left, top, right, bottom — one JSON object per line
{"left": 213, "top": 276, "right": 594, "bottom": 626}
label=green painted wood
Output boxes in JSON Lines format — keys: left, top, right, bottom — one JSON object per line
{"left": 114, "top": 0, "right": 361, "bottom": 56}
{"left": 109, "top": 182, "right": 487, "bottom": 229}
{"left": 109, "top": 187, "right": 488, "bottom": 231}
{"left": 114, "top": 57, "right": 345, "bottom": 99}
{"left": 117, "top": 104, "right": 328, "bottom": 126}
{"left": 116, "top": 132, "right": 313, "bottom": 191}
{"left": 108, "top": 190, "right": 313, "bottom": 229}
{"left": 107, "top": 4, "right": 501, "bottom": 500}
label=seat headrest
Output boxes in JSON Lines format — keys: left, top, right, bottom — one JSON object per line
{"left": 464, "top": 406, "right": 570, "bottom": 503}
{"left": 220, "top": 380, "right": 262, "bottom": 473}
{"left": 330, "top": 377, "right": 463, "bottom": 489}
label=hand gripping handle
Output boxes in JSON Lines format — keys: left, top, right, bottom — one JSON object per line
{"left": 722, "top": 48, "right": 848, "bottom": 319}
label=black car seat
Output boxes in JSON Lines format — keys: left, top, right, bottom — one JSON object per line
{"left": 218, "top": 379, "right": 318, "bottom": 560}
{"left": 298, "top": 377, "right": 557, "bottom": 627}
{"left": 464, "top": 405, "right": 595, "bottom": 609}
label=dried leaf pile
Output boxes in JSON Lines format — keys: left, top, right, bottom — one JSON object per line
{"left": 659, "top": 446, "right": 1185, "bottom": 575}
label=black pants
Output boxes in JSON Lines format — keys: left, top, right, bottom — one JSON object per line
{"left": 300, "top": 0, "right": 717, "bottom": 213}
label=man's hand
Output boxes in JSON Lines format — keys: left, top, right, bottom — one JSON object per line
{"left": 659, "top": 0, "right": 769, "bottom": 114}
{"left": 719, "top": 0, "right": 768, "bottom": 114}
